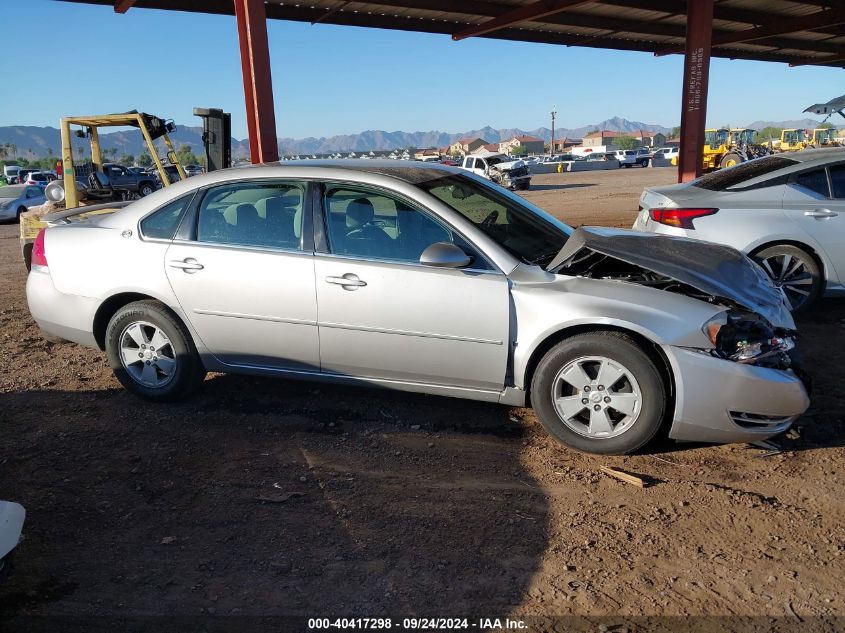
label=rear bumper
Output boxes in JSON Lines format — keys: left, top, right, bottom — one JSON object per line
{"left": 26, "top": 268, "right": 99, "bottom": 349}
{"left": 665, "top": 346, "right": 810, "bottom": 444}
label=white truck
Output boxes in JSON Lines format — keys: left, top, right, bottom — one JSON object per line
{"left": 3, "top": 165, "right": 21, "bottom": 184}
{"left": 459, "top": 152, "right": 531, "bottom": 190}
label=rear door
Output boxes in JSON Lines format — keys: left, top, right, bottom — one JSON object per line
{"left": 164, "top": 179, "right": 320, "bottom": 371}
{"left": 782, "top": 165, "right": 845, "bottom": 285}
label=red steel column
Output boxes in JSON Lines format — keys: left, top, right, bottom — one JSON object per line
{"left": 677, "top": 0, "right": 713, "bottom": 183}
{"left": 234, "top": 0, "right": 279, "bottom": 163}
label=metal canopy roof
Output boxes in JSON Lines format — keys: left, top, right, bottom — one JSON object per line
{"left": 61, "top": 0, "right": 845, "bottom": 68}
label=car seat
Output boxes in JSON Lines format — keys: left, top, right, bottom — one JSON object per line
{"left": 344, "top": 198, "right": 392, "bottom": 257}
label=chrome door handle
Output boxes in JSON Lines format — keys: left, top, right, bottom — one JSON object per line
{"left": 804, "top": 208, "right": 838, "bottom": 218}
{"left": 325, "top": 273, "right": 367, "bottom": 290}
{"left": 168, "top": 258, "right": 204, "bottom": 273}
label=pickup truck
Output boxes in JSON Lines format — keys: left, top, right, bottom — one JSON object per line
{"left": 101, "top": 163, "right": 157, "bottom": 197}
{"left": 459, "top": 152, "right": 531, "bottom": 190}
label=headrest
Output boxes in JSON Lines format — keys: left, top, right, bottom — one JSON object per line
{"left": 346, "top": 198, "right": 374, "bottom": 229}
{"left": 236, "top": 203, "right": 259, "bottom": 224}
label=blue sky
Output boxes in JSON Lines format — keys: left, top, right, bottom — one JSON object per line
{"left": 2, "top": 0, "right": 842, "bottom": 139}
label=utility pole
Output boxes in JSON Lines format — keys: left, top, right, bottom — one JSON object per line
{"left": 550, "top": 106, "right": 557, "bottom": 156}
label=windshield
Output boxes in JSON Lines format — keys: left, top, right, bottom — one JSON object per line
{"left": 0, "top": 186, "right": 25, "bottom": 199}
{"left": 690, "top": 155, "right": 798, "bottom": 191}
{"left": 417, "top": 173, "right": 571, "bottom": 265}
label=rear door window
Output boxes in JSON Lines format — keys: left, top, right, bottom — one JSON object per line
{"left": 196, "top": 181, "right": 305, "bottom": 250}
{"left": 795, "top": 168, "right": 830, "bottom": 198}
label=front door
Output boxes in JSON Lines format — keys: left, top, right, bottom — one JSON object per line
{"left": 314, "top": 184, "right": 510, "bottom": 391}
{"left": 165, "top": 179, "right": 320, "bottom": 371}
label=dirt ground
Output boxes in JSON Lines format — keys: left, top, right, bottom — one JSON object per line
{"left": 1, "top": 167, "right": 843, "bottom": 631}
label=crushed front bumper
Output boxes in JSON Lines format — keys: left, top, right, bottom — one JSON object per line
{"left": 665, "top": 346, "right": 810, "bottom": 444}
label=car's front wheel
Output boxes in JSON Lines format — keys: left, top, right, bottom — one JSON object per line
{"left": 105, "top": 300, "right": 206, "bottom": 401}
{"left": 753, "top": 244, "right": 822, "bottom": 313}
{"left": 530, "top": 332, "right": 666, "bottom": 454}
{"left": 138, "top": 182, "right": 155, "bottom": 197}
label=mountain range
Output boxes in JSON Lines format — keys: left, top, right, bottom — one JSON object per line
{"left": 0, "top": 116, "right": 835, "bottom": 160}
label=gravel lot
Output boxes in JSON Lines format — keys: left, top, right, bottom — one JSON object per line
{"left": 1, "top": 167, "right": 843, "bottom": 630}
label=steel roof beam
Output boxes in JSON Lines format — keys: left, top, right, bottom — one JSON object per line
{"left": 790, "top": 54, "right": 845, "bottom": 66}
{"left": 656, "top": 7, "right": 845, "bottom": 56}
{"left": 452, "top": 0, "right": 592, "bottom": 41}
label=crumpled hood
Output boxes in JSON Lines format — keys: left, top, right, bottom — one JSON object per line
{"left": 547, "top": 226, "right": 794, "bottom": 328}
{"left": 491, "top": 159, "right": 525, "bottom": 172}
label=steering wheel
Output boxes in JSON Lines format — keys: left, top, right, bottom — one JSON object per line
{"left": 481, "top": 210, "right": 499, "bottom": 229}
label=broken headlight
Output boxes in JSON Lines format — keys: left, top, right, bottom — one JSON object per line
{"left": 702, "top": 311, "right": 796, "bottom": 367}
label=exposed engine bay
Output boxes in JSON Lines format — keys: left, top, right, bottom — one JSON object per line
{"left": 488, "top": 162, "right": 531, "bottom": 190}
{"left": 547, "top": 226, "right": 795, "bottom": 329}
{"left": 558, "top": 250, "right": 799, "bottom": 370}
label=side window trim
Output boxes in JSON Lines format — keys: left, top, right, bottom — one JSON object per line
{"left": 312, "top": 179, "right": 497, "bottom": 272}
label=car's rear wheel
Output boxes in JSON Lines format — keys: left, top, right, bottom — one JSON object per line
{"left": 753, "top": 244, "right": 822, "bottom": 313}
{"left": 105, "top": 300, "right": 206, "bottom": 401}
{"left": 530, "top": 332, "right": 666, "bottom": 454}
{"left": 16, "top": 206, "right": 25, "bottom": 222}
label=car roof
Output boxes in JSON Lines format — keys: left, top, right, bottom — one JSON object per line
{"left": 782, "top": 147, "right": 845, "bottom": 164}
{"left": 250, "top": 159, "right": 461, "bottom": 184}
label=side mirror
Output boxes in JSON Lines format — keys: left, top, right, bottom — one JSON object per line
{"left": 419, "top": 242, "right": 472, "bottom": 269}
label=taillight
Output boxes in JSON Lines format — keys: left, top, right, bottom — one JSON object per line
{"left": 32, "top": 228, "right": 48, "bottom": 269}
{"left": 649, "top": 207, "right": 718, "bottom": 230}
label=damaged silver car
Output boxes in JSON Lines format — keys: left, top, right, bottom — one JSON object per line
{"left": 26, "top": 161, "right": 809, "bottom": 454}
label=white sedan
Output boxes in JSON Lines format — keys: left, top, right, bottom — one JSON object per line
{"left": 635, "top": 149, "right": 845, "bottom": 311}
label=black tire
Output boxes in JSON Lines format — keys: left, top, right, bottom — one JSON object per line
{"left": 138, "top": 182, "right": 155, "bottom": 197}
{"left": 16, "top": 206, "right": 25, "bottom": 222}
{"left": 752, "top": 244, "right": 822, "bottom": 313}
{"left": 0, "top": 553, "right": 13, "bottom": 583}
{"left": 530, "top": 332, "right": 666, "bottom": 455}
{"left": 105, "top": 300, "right": 206, "bottom": 402}
{"left": 720, "top": 153, "right": 743, "bottom": 169}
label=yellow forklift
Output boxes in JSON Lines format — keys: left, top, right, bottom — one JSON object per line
{"left": 20, "top": 111, "right": 186, "bottom": 268}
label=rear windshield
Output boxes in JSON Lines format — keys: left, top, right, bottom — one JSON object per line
{"left": 691, "top": 156, "right": 798, "bottom": 191}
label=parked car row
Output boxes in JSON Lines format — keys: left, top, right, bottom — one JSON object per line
{"left": 2, "top": 166, "right": 59, "bottom": 186}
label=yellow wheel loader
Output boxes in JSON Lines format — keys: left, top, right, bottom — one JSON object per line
{"left": 774, "top": 129, "right": 810, "bottom": 152}
{"left": 702, "top": 128, "right": 747, "bottom": 171}
{"left": 810, "top": 127, "right": 836, "bottom": 147}
{"left": 20, "top": 111, "right": 186, "bottom": 268}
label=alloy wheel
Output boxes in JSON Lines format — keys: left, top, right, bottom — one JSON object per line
{"left": 758, "top": 252, "right": 814, "bottom": 311}
{"left": 551, "top": 355, "right": 642, "bottom": 439}
{"left": 118, "top": 321, "right": 177, "bottom": 388}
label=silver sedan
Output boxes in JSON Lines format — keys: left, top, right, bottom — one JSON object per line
{"left": 26, "top": 161, "right": 809, "bottom": 454}
{"left": 0, "top": 185, "right": 45, "bottom": 222}
{"left": 635, "top": 148, "right": 845, "bottom": 311}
